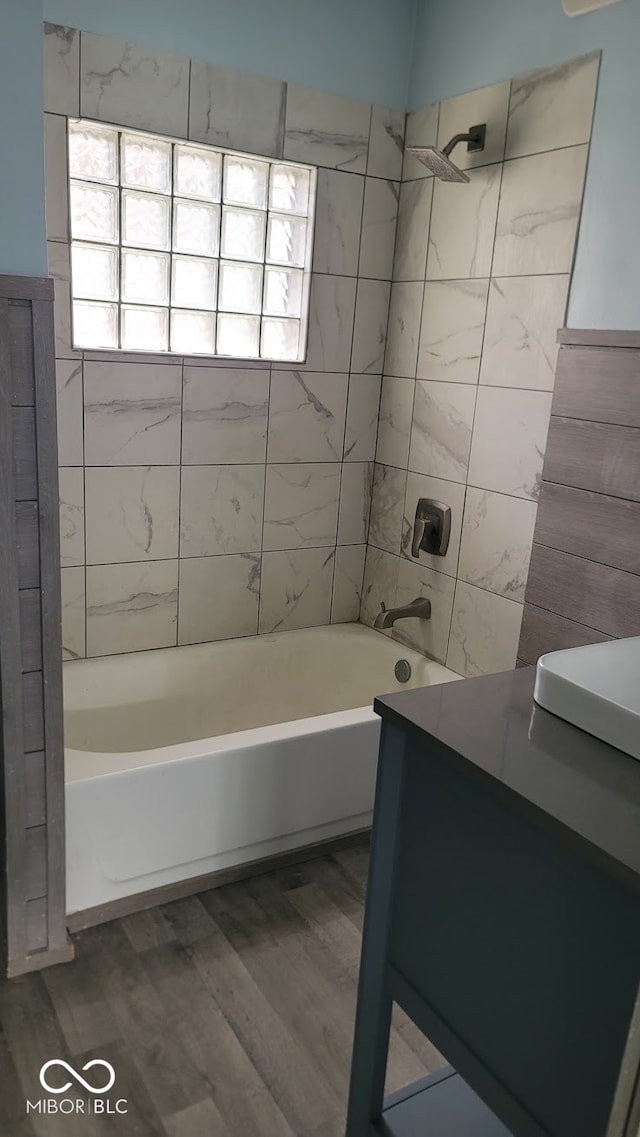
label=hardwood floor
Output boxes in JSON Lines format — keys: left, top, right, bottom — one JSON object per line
{"left": 0, "top": 843, "right": 443, "bottom": 1136}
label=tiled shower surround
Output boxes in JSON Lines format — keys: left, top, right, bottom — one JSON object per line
{"left": 361, "top": 52, "right": 600, "bottom": 677}
{"left": 44, "top": 23, "right": 403, "bottom": 658}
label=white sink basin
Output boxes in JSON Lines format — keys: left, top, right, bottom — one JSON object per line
{"left": 534, "top": 638, "right": 640, "bottom": 761}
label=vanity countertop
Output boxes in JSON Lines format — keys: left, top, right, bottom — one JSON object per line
{"left": 375, "top": 667, "right": 640, "bottom": 891}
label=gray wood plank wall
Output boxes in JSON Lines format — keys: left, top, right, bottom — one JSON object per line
{"left": 0, "top": 274, "right": 72, "bottom": 976}
{"left": 519, "top": 331, "right": 640, "bottom": 666}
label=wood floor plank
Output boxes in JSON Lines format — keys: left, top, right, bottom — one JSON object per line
{"left": 75, "top": 1039, "right": 168, "bottom": 1136}
{"left": 42, "top": 956, "right": 121, "bottom": 1056}
{"left": 121, "top": 907, "right": 178, "bottom": 954}
{"left": 158, "top": 896, "right": 217, "bottom": 946}
{"left": 163, "top": 1097, "right": 233, "bottom": 1137}
{"left": 0, "top": 1029, "right": 36, "bottom": 1137}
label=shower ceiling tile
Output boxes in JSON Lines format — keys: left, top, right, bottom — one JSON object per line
{"left": 337, "top": 462, "right": 374, "bottom": 546}
{"left": 182, "top": 366, "right": 269, "bottom": 464}
{"left": 383, "top": 281, "right": 422, "bottom": 378}
{"left": 344, "top": 374, "right": 382, "bottom": 463}
{"left": 268, "top": 371, "right": 348, "bottom": 463}
{"left": 437, "top": 81, "right": 511, "bottom": 171}
{"left": 284, "top": 86, "right": 371, "bottom": 174}
{"left": 85, "top": 466, "right": 180, "bottom": 564}
{"left": 506, "top": 52, "right": 600, "bottom": 160}
{"left": 61, "top": 567, "right": 85, "bottom": 661}
{"left": 418, "top": 279, "right": 490, "bottom": 383}
{"left": 403, "top": 103, "right": 440, "bottom": 181}
{"left": 83, "top": 362, "right": 181, "bottom": 465}
{"left": 394, "top": 559, "right": 456, "bottom": 664}
{"left": 368, "top": 463, "right": 407, "bottom": 556}
{"left": 313, "top": 169, "right": 365, "bottom": 276}
{"left": 189, "top": 61, "right": 286, "bottom": 158}
{"left": 447, "top": 581, "right": 523, "bottom": 678}
{"left": 44, "top": 23, "right": 79, "bottom": 116}
{"left": 479, "top": 275, "right": 570, "bottom": 390}
{"left": 426, "top": 164, "right": 502, "bottom": 281}
{"left": 359, "top": 178, "right": 399, "bottom": 281}
{"left": 376, "top": 376, "right": 414, "bottom": 469}
{"left": 59, "top": 468, "right": 85, "bottom": 568}
{"left": 180, "top": 465, "right": 265, "bottom": 558}
{"left": 178, "top": 554, "right": 260, "bottom": 644}
{"left": 408, "top": 380, "right": 476, "bottom": 485}
{"left": 351, "top": 280, "right": 392, "bottom": 375}
{"left": 81, "top": 34, "right": 189, "bottom": 138}
{"left": 467, "top": 387, "right": 553, "bottom": 501}
{"left": 86, "top": 560, "right": 178, "bottom": 656}
{"left": 458, "top": 487, "right": 538, "bottom": 603}
{"left": 401, "top": 471, "right": 466, "bottom": 579}
{"left": 359, "top": 545, "right": 399, "bottom": 628}
{"left": 259, "top": 548, "right": 334, "bottom": 633}
{"left": 368, "top": 107, "right": 405, "bottom": 180}
{"left": 332, "top": 545, "right": 367, "bottom": 623}
{"left": 263, "top": 463, "right": 341, "bottom": 550}
{"left": 393, "top": 179, "right": 434, "bottom": 282}
{"left": 492, "top": 145, "right": 588, "bottom": 276}
{"left": 55, "top": 361, "right": 83, "bottom": 467}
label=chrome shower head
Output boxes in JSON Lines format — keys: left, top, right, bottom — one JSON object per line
{"left": 406, "top": 123, "right": 487, "bottom": 183}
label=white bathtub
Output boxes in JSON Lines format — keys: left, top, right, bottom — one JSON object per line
{"left": 64, "top": 623, "right": 461, "bottom": 916}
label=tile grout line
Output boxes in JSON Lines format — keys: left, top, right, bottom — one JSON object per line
{"left": 176, "top": 357, "right": 185, "bottom": 647}
{"left": 256, "top": 364, "right": 272, "bottom": 635}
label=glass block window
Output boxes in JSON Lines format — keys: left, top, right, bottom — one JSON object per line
{"left": 67, "top": 120, "right": 317, "bottom": 361}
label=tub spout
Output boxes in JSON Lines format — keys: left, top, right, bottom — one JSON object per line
{"left": 374, "top": 597, "right": 432, "bottom": 630}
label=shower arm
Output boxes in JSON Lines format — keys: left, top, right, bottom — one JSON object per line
{"left": 442, "top": 124, "right": 487, "bottom": 157}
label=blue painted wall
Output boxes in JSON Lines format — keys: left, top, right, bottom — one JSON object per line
{"left": 409, "top": 0, "right": 640, "bottom": 329}
{"left": 43, "top": 0, "right": 415, "bottom": 108}
{"left": 0, "top": 0, "right": 47, "bottom": 276}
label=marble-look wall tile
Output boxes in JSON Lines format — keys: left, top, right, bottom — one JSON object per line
{"left": 350, "top": 279, "right": 391, "bottom": 375}
{"left": 56, "top": 361, "right": 83, "bottom": 466}
{"left": 458, "top": 488, "right": 537, "bottom": 603}
{"left": 189, "top": 61, "right": 285, "bottom": 158}
{"left": 84, "top": 362, "right": 182, "bottom": 465}
{"left": 180, "top": 465, "right": 265, "bottom": 557}
{"left": 426, "top": 164, "right": 502, "bottom": 280}
{"left": 81, "top": 33, "right": 190, "bottom": 137}
{"left": 86, "top": 560, "right": 178, "bottom": 656}
{"left": 360, "top": 546, "right": 399, "bottom": 628}
{"left": 297, "top": 275, "right": 357, "bottom": 372}
{"left": 61, "top": 566, "right": 85, "bottom": 661}
{"left": 375, "top": 376, "right": 413, "bottom": 469}
{"left": 59, "top": 467, "right": 85, "bottom": 568}
{"left": 284, "top": 86, "right": 371, "bottom": 174}
{"left": 418, "top": 279, "right": 489, "bottom": 383}
{"left": 359, "top": 179, "right": 399, "bottom": 281}
{"left": 312, "top": 170, "right": 365, "bottom": 277}
{"left": 47, "top": 242, "right": 78, "bottom": 360}
{"left": 344, "top": 375, "right": 381, "bottom": 462}
{"left": 446, "top": 581, "right": 523, "bottom": 677}
{"left": 403, "top": 103, "right": 439, "bottom": 181}
{"left": 331, "top": 545, "right": 366, "bottom": 623}
{"left": 384, "top": 282, "right": 423, "bottom": 378}
{"left": 44, "top": 23, "right": 79, "bottom": 116}
{"left": 479, "top": 275, "right": 569, "bottom": 391}
{"left": 506, "top": 52, "right": 600, "bottom": 160}
{"left": 178, "top": 554, "right": 260, "bottom": 644}
{"left": 409, "top": 381, "right": 476, "bottom": 484}
{"left": 401, "top": 471, "right": 466, "bottom": 579}
{"left": 44, "top": 114, "right": 68, "bottom": 242}
{"left": 259, "top": 548, "right": 334, "bottom": 633}
{"left": 492, "top": 145, "right": 588, "bottom": 276}
{"left": 394, "top": 559, "right": 456, "bottom": 663}
{"left": 263, "top": 463, "right": 340, "bottom": 550}
{"left": 468, "top": 387, "right": 552, "bottom": 501}
{"left": 393, "top": 180, "right": 434, "bottom": 282}
{"left": 437, "top": 81, "right": 510, "bottom": 171}
{"left": 368, "top": 463, "right": 406, "bottom": 555}
{"left": 368, "top": 107, "right": 405, "bottom": 180}
{"left": 85, "top": 466, "right": 180, "bottom": 564}
{"left": 182, "top": 367, "right": 268, "bottom": 464}
{"left": 268, "top": 371, "right": 348, "bottom": 462}
{"left": 337, "top": 462, "right": 374, "bottom": 545}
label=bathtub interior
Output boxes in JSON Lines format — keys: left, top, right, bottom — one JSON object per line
{"left": 63, "top": 623, "right": 459, "bottom": 754}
